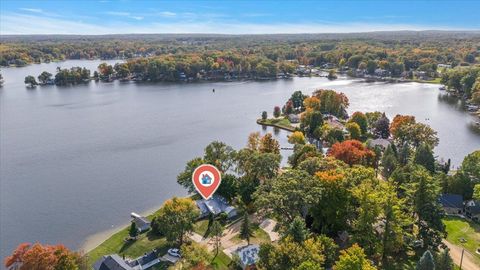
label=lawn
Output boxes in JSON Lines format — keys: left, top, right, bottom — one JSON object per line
{"left": 257, "top": 117, "right": 296, "bottom": 132}
{"left": 193, "top": 219, "right": 210, "bottom": 237}
{"left": 231, "top": 224, "right": 271, "bottom": 245}
{"left": 443, "top": 216, "right": 480, "bottom": 260}
{"left": 86, "top": 227, "right": 170, "bottom": 266}
{"left": 211, "top": 250, "right": 233, "bottom": 269}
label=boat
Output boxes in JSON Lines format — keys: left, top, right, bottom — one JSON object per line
{"left": 439, "top": 86, "right": 446, "bottom": 90}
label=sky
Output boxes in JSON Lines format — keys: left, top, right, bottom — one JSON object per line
{"left": 1, "top": 0, "right": 479, "bottom": 35}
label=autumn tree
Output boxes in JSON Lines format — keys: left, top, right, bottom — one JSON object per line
{"left": 273, "top": 106, "right": 281, "bottom": 118}
{"left": 333, "top": 244, "right": 376, "bottom": 270}
{"left": 346, "top": 122, "right": 361, "bottom": 140}
{"left": 312, "top": 89, "right": 349, "bottom": 118}
{"left": 288, "top": 131, "right": 306, "bottom": 145}
{"left": 328, "top": 140, "right": 375, "bottom": 167}
{"left": 301, "top": 110, "right": 324, "bottom": 136}
{"left": 180, "top": 242, "right": 213, "bottom": 269}
{"left": 349, "top": 111, "right": 368, "bottom": 135}
{"left": 4, "top": 243, "right": 80, "bottom": 270}
{"left": 259, "top": 133, "right": 280, "bottom": 154}
{"left": 303, "top": 96, "right": 321, "bottom": 111}
{"left": 152, "top": 197, "right": 199, "bottom": 245}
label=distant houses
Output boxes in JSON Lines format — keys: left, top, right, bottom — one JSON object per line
{"left": 234, "top": 244, "right": 260, "bottom": 270}
{"left": 196, "top": 195, "right": 237, "bottom": 219}
{"left": 367, "top": 138, "right": 392, "bottom": 150}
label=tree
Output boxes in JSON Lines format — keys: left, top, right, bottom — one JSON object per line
{"left": 435, "top": 249, "right": 454, "bottom": 270}
{"left": 273, "top": 106, "right": 281, "bottom": 118}
{"left": 414, "top": 144, "right": 436, "bottom": 173}
{"left": 38, "top": 71, "right": 52, "bottom": 84}
{"left": 301, "top": 110, "right": 323, "bottom": 136}
{"left": 312, "top": 89, "right": 349, "bottom": 118}
{"left": 416, "top": 250, "right": 435, "bottom": 270}
{"left": 177, "top": 157, "right": 205, "bottom": 193}
{"left": 460, "top": 150, "right": 480, "bottom": 184}
{"left": 346, "top": 122, "right": 361, "bottom": 140}
{"left": 262, "top": 111, "right": 268, "bottom": 120}
{"left": 285, "top": 216, "right": 308, "bottom": 243}
{"left": 129, "top": 222, "right": 138, "bottom": 238}
{"left": 180, "top": 242, "right": 213, "bottom": 269}
{"left": 204, "top": 141, "right": 236, "bottom": 172}
{"left": 240, "top": 213, "right": 252, "bottom": 244}
{"left": 473, "top": 184, "right": 480, "bottom": 200}
{"left": 210, "top": 221, "right": 223, "bottom": 257}
{"left": 349, "top": 112, "right": 368, "bottom": 135}
{"left": 24, "top": 75, "right": 37, "bottom": 87}
{"left": 255, "top": 170, "right": 321, "bottom": 227}
{"left": 333, "top": 244, "right": 376, "bottom": 270}
{"left": 374, "top": 113, "right": 390, "bottom": 139}
{"left": 4, "top": 243, "right": 80, "bottom": 270}
{"left": 381, "top": 144, "right": 398, "bottom": 178}
{"left": 328, "top": 140, "right": 375, "bottom": 167}
{"left": 153, "top": 197, "right": 199, "bottom": 245}
{"left": 97, "top": 62, "right": 114, "bottom": 78}
{"left": 259, "top": 133, "right": 280, "bottom": 154}
{"left": 290, "top": 91, "right": 307, "bottom": 111}
{"left": 390, "top": 115, "right": 416, "bottom": 142}
{"left": 311, "top": 170, "right": 351, "bottom": 235}
{"left": 216, "top": 174, "right": 238, "bottom": 202}
{"left": 288, "top": 131, "right": 306, "bottom": 145}
{"left": 258, "top": 236, "right": 325, "bottom": 270}
{"left": 114, "top": 63, "right": 130, "bottom": 79}
{"left": 303, "top": 96, "right": 321, "bottom": 111}
{"left": 288, "top": 144, "right": 321, "bottom": 168}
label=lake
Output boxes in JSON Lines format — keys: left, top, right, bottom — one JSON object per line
{"left": 1, "top": 60, "right": 479, "bottom": 261}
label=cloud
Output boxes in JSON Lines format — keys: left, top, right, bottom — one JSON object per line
{"left": 105, "top": 11, "right": 144, "bottom": 20}
{"left": 158, "top": 11, "right": 176, "bottom": 17}
{"left": 0, "top": 13, "right": 475, "bottom": 35}
{"left": 20, "top": 8, "right": 43, "bottom": 13}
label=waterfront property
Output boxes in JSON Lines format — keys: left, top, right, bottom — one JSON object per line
{"left": 93, "top": 250, "right": 161, "bottom": 270}
{"left": 464, "top": 200, "right": 480, "bottom": 221}
{"left": 196, "top": 195, "right": 237, "bottom": 219}
{"left": 131, "top": 213, "right": 151, "bottom": 232}
{"left": 438, "top": 194, "right": 464, "bottom": 215}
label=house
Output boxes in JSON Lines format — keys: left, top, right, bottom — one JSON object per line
{"left": 93, "top": 254, "right": 134, "bottom": 270}
{"left": 367, "top": 138, "right": 391, "bottom": 149}
{"left": 131, "top": 213, "right": 151, "bottom": 232}
{"left": 196, "top": 195, "right": 237, "bottom": 219}
{"left": 355, "top": 69, "right": 366, "bottom": 77}
{"left": 465, "top": 200, "right": 480, "bottom": 221}
{"left": 288, "top": 114, "right": 300, "bottom": 123}
{"left": 94, "top": 251, "right": 161, "bottom": 270}
{"left": 438, "top": 64, "right": 452, "bottom": 69}
{"left": 126, "top": 251, "right": 161, "bottom": 270}
{"left": 438, "top": 194, "right": 463, "bottom": 215}
{"left": 234, "top": 244, "right": 260, "bottom": 270}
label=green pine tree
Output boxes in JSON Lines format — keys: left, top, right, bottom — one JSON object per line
{"left": 414, "top": 144, "right": 436, "bottom": 173}
{"left": 286, "top": 216, "right": 308, "bottom": 243}
{"left": 129, "top": 222, "right": 138, "bottom": 238}
{"left": 240, "top": 213, "right": 252, "bottom": 244}
{"left": 416, "top": 250, "right": 435, "bottom": 270}
{"left": 435, "top": 249, "right": 454, "bottom": 270}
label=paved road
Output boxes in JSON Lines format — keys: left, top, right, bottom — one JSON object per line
{"left": 443, "top": 240, "right": 480, "bottom": 270}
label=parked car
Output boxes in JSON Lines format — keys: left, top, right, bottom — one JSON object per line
{"left": 168, "top": 248, "right": 181, "bottom": 257}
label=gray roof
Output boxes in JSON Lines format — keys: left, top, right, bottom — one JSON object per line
{"left": 439, "top": 194, "right": 463, "bottom": 209}
{"left": 196, "top": 195, "right": 236, "bottom": 217}
{"left": 368, "top": 138, "right": 391, "bottom": 149}
{"left": 235, "top": 244, "right": 260, "bottom": 267}
{"left": 133, "top": 216, "right": 151, "bottom": 231}
{"left": 94, "top": 255, "right": 133, "bottom": 270}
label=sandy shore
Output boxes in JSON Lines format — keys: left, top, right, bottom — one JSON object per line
{"left": 79, "top": 203, "right": 164, "bottom": 253}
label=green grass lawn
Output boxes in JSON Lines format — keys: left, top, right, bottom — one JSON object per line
{"left": 258, "top": 117, "right": 295, "bottom": 131}
{"left": 193, "top": 219, "right": 210, "bottom": 237}
{"left": 211, "top": 250, "right": 233, "bottom": 270}
{"left": 443, "top": 216, "right": 480, "bottom": 261}
{"left": 231, "top": 224, "right": 271, "bottom": 245}
{"left": 86, "top": 228, "right": 170, "bottom": 266}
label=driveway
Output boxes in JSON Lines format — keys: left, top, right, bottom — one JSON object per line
{"left": 443, "top": 240, "right": 480, "bottom": 270}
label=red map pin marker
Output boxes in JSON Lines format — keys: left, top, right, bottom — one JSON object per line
{"left": 192, "top": 164, "right": 222, "bottom": 200}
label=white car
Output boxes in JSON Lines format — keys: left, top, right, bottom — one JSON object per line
{"left": 168, "top": 248, "right": 181, "bottom": 257}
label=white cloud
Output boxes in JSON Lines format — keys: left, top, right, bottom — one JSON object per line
{"left": 0, "top": 13, "right": 474, "bottom": 35}
{"left": 20, "top": 8, "right": 43, "bottom": 13}
{"left": 105, "top": 11, "right": 144, "bottom": 20}
{"left": 158, "top": 11, "right": 176, "bottom": 17}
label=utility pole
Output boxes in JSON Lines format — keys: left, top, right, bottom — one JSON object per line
{"left": 459, "top": 248, "right": 464, "bottom": 270}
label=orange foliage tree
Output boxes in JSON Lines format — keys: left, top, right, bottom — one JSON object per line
{"left": 389, "top": 114, "right": 416, "bottom": 139}
{"left": 4, "top": 243, "right": 80, "bottom": 270}
{"left": 328, "top": 140, "right": 375, "bottom": 166}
